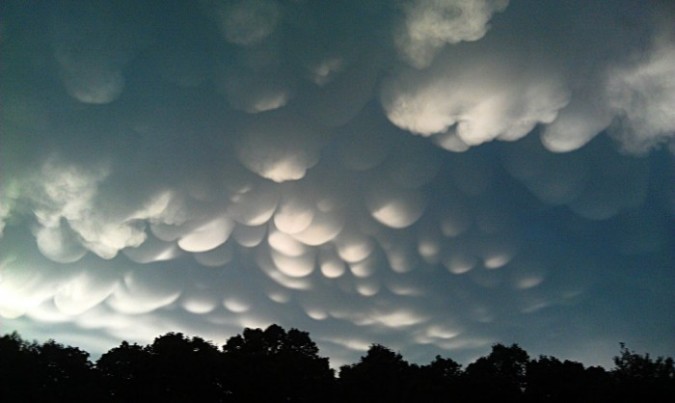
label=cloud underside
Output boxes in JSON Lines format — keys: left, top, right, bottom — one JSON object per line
{"left": 1, "top": 0, "right": 673, "bottom": 365}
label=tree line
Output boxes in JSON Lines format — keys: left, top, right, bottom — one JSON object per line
{"left": 1, "top": 324, "right": 673, "bottom": 402}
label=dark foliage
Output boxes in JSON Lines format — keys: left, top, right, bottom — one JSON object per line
{"left": 464, "top": 343, "right": 530, "bottom": 401}
{"left": 524, "top": 356, "right": 612, "bottom": 402}
{"left": 611, "top": 343, "right": 675, "bottom": 402}
{"left": 0, "top": 332, "right": 41, "bottom": 401}
{"left": 0, "top": 332, "right": 100, "bottom": 402}
{"left": 221, "top": 324, "right": 334, "bottom": 402}
{"left": 97, "top": 340, "right": 153, "bottom": 402}
{"left": 338, "top": 344, "right": 416, "bottom": 402}
{"left": 1, "top": 329, "right": 673, "bottom": 402}
{"left": 412, "top": 355, "right": 463, "bottom": 401}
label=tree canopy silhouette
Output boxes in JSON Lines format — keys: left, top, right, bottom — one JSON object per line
{"left": 0, "top": 332, "right": 99, "bottom": 402}
{"left": 221, "top": 324, "right": 334, "bottom": 402}
{"left": 339, "top": 344, "right": 416, "bottom": 402}
{"left": 1, "top": 328, "right": 674, "bottom": 402}
{"left": 464, "top": 343, "right": 530, "bottom": 401}
{"left": 97, "top": 340, "right": 152, "bottom": 402}
{"left": 611, "top": 342, "right": 675, "bottom": 401}
{"left": 525, "top": 355, "right": 611, "bottom": 402}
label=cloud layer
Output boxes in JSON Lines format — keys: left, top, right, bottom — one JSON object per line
{"left": 1, "top": 0, "right": 673, "bottom": 367}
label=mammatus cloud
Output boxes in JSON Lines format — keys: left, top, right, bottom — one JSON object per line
{"left": 395, "top": 0, "right": 509, "bottom": 68}
{"left": 385, "top": 0, "right": 675, "bottom": 153}
{"left": 209, "top": 0, "right": 282, "bottom": 47}
{"left": 50, "top": 0, "right": 151, "bottom": 104}
{"left": 541, "top": 30, "right": 675, "bottom": 153}
{"left": 606, "top": 34, "right": 675, "bottom": 154}
{"left": 381, "top": 48, "right": 569, "bottom": 149}
{"left": 1, "top": 0, "right": 673, "bottom": 367}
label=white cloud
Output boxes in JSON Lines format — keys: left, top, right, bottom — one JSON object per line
{"left": 211, "top": 0, "right": 282, "bottom": 46}
{"left": 607, "top": 38, "right": 675, "bottom": 153}
{"left": 177, "top": 214, "right": 235, "bottom": 253}
{"left": 396, "top": 0, "right": 508, "bottom": 68}
{"left": 381, "top": 49, "right": 569, "bottom": 147}
{"left": 2, "top": 0, "right": 673, "bottom": 371}
{"left": 235, "top": 114, "right": 322, "bottom": 183}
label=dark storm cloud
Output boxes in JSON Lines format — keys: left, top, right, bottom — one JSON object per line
{"left": 1, "top": 0, "right": 673, "bottom": 367}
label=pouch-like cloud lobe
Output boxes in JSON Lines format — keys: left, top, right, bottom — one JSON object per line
{"left": 1, "top": 0, "right": 673, "bottom": 368}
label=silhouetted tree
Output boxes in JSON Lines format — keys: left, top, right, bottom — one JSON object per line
{"left": 525, "top": 355, "right": 606, "bottom": 402}
{"left": 413, "top": 355, "right": 463, "bottom": 401}
{"left": 97, "top": 333, "right": 224, "bottom": 402}
{"left": 1, "top": 333, "right": 99, "bottom": 401}
{"left": 464, "top": 343, "right": 529, "bottom": 401}
{"left": 0, "top": 332, "right": 41, "bottom": 401}
{"left": 96, "top": 341, "right": 152, "bottom": 402}
{"left": 34, "top": 339, "right": 99, "bottom": 402}
{"left": 222, "top": 324, "right": 334, "bottom": 402}
{"left": 610, "top": 343, "right": 675, "bottom": 401}
{"left": 4, "top": 328, "right": 675, "bottom": 402}
{"left": 338, "top": 344, "right": 416, "bottom": 402}
{"left": 147, "top": 333, "right": 223, "bottom": 402}
{"left": 583, "top": 365, "right": 613, "bottom": 401}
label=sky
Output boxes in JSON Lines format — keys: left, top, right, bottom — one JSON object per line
{"left": 1, "top": 0, "right": 674, "bottom": 368}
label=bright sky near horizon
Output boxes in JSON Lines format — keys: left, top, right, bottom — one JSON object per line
{"left": 1, "top": 0, "right": 674, "bottom": 368}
